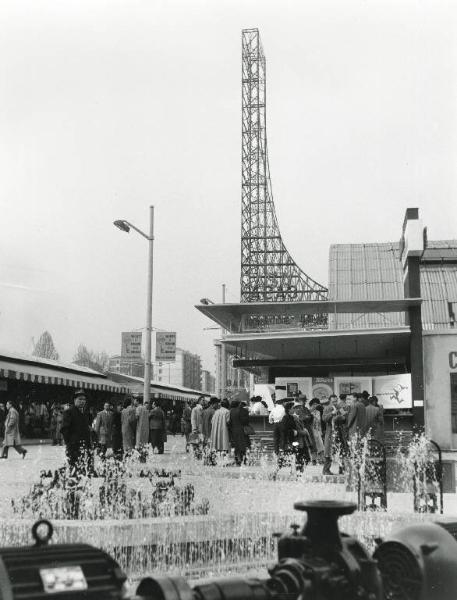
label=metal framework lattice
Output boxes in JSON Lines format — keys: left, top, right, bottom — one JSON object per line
{"left": 241, "top": 28, "right": 328, "bottom": 303}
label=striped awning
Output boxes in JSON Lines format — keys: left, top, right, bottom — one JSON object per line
{"left": 0, "top": 361, "right": 127, "bottom": 394}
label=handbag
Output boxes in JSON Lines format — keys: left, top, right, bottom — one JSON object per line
{"left": 243, "top": 424, "right": 255, "bottom": 436}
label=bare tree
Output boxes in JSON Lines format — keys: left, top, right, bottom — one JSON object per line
{"left": 33, "top": 331, "right": 59, "bottom": 360}
{"left": 73, "top": 344, "right": 109, "bottom": 373}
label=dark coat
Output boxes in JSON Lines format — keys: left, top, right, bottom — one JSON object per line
{"left": 95, "top": 410, "right": 114, "bottom": 446}
{"left": 290, "top": 404, "right": 314, "bottom": 450}
{"left": 347, "top": 401, "right": 367, "bottom": 438}
{"left": 181, "top": 406, "right": 192, "bottom": 434}
{"left": 61, "top": 406, "right": 91, "bottom": 447}
{"left": 111, "top": 411, "right": 122, "bottom": 452}
{"left": 202, "top": 406, "right": 215, "bottom": 439}
{"left": 279, "top": 413, "right": 297, "bottom": 451}
{"left": 149, "top": 406, "right": 166, "bottom": 430}
{"left": 365, "top": 404, "right": 383, "bottom": 440}
{"left": 229, "top": 406, "right": 250, "bottom": 454}
{"left": 322, "top": 405, "right": 336, "bottom": 458}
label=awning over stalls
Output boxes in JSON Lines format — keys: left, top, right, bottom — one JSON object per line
{"left": 0, "top": 350, "right": 128, "bottom": 393}
{"left": 107, "top": 372, "right": 210, "bottom": 399}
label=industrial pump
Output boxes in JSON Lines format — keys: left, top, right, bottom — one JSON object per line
{"left": 1, "top": 500, "right": 457, "bottom": 600}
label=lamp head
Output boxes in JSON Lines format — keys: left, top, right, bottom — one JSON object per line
{"left": 113, "top": 220, "right": 130, "bottom": 233}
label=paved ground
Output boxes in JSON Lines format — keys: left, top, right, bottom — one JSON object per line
{"left": 2, "top": 435, "right": 457, "bottom": 518}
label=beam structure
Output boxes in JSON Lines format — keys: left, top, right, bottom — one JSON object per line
{"left": 241, "top": 29, "right": 328, "bottom": 303}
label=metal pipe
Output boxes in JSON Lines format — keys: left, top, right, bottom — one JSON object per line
{"left": 143, "top": 206, "right": 154, "bottom": 406}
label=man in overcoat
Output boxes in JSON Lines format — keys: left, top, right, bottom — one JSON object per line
{"left": 229, "top": 399, "right": 250, "bottom": 465}
{"left": 61, "top": 390, "right": 92, "bottom": 475}
{"left": 322, "top": 396, "right": 338, "bottom": 475}
{"left": 95, "top": 402, "right": 114, "bottom": 457}
{"left": 0, "top": 400, "right": 27, "bottom": 459}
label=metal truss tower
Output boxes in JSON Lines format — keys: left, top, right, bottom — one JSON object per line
{"left": 241, "top": 29, "right": 328, "bottom": 303}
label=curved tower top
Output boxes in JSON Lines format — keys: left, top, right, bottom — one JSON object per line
{"left": 241, "top": 28, "right": 328, "bottom": 303}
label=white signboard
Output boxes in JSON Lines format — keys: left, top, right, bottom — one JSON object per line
{"left": 274, "top": 377, "right": 312, "bottom": 402}
{"left": 373, "top": 374, "right": 412, "bottom": 409}
{"left": 121, "top": 331, "right": 142, "bottom": 358}
{"left": 155, "top": 332, "right": 176, "bottom": 361}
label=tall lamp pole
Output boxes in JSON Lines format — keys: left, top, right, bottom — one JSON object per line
{"left": 114, "top": 206, "right": 155, "bottom": 405}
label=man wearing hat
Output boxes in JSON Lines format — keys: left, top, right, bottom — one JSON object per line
{"left": 61, "top": 390, "right": 93, "bottom": 476}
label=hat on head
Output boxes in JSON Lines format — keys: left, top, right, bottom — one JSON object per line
{"left": 74, "top": 389, "right": 86, "bottom": 399}
{"left": 320, "top": 397, "right": 330, "bottom": 404}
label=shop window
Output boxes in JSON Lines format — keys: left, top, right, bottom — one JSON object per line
{"left": 451, "top": 373, "right": 457, "bottom": 433}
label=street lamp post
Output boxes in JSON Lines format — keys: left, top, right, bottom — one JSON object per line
{"left": 114, "top": 206, "right": 154, "bottom": 406}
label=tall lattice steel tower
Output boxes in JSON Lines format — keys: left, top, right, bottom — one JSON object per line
{"left": 241, "top": 28, "right": 328, "bottom": 303}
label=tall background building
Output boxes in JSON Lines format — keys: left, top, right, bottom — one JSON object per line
{"left": 153, "top": 347, "right": 202, "bottom": 390}
{"left": 201, "top": 369, "right": 216, "bottom": 394}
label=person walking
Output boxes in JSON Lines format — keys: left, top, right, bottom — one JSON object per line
{"left": 95, "top": 402, "right": 114, "bottom": 458}
{"left": 135, "top": 397, "right": 150, "bottom": 450}
{"left": 365, "top": 396, "right": 382, "bottom": 439}
{"left": 111, "top": 403, "right": 123, "bottom": 460}
{"left": 121, "top": 397, "right": 137, "bottom": 454}
{"left": 0, "top": 400, "right": 27, "bottom": 459}
{"left": 149, "top": 400, "right": 166, "bottom": 454}
{"left": 210, "top": 399, "right": 230, "bottom": 454}
{"left": 61, "top": 391, "right": 92, "bottom": 475}
{"left": 269, "top": 399, "right": 285, "bottom": 454}
{"left": 322, "top": 396, "right": 338, "bottom": 475}
{"left": 0, "top": 403, "right": 6, "bottom": 439}
{"left": 278, "top": 401, "right": 298, "bottom": 466}
{"left": 181, "top": 401, "right": 192, "bottom": 452}
{"left": 334, "top": 397, "right": 349, "bottom": 474}
{"left": 50, "top": 402, "right": 64, "bottom": 446}
{"left": 290, "top": 396, "right": 313, "bottom": 465}
{"left": 229, "top": 399, "right": 250, "bottom": 466}
{"left": 202, "top": 398, "right": 217, "bottom": 445}
{"left": 347, "top": 393, "right": 368, "bottom": 440}
{"left": 191, "top": 397, "right": 204, "bottom": 439}
{"left": 372, "top": 395, "right": 384, "bottom": 441}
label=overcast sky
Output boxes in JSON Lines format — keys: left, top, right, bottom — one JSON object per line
{"left": 1, "top": 0, "right": 456, "bottom": 373}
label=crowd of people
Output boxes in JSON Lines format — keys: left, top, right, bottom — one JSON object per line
{"left": 0, "top": 389, "right": 384, "bottom": 478}
{"left": 182, "top": 396, "right": 252, "bottom": 466}
{"left": 264, "top": 391, "right": 384, "bottom": 475}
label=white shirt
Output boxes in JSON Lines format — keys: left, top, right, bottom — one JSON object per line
{"left": 251, "top": 401, "right": 269, "bottom": 416}
{"left": 269, "top": 404, "right": 285, "bottom": 423}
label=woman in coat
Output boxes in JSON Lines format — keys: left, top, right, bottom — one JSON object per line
{"left": 121, "top": 398, "right": 137, "bottom": 454}
{"left": 210, "top": 399, "right": 230, "bottom": 453}
{"left": 181, "top": 402, "right": 192, "bottom": 451}
{"left": 135, "top": 399, "right": 150, "bottom": 449}
{"left": 229, "top": 399, "right": 250, "bottom": 465}
{"left": 322, "top": 396, "right": 338, "bottom": 475}
{"left": 309, "top": 398, "right": 324, "bottom": 464}
{"left": 0, "top": 400, "right": 27, "bottom": 459}
{"left": 111, "top": 404, "right": 123, "bottom": 460}
{"left": 149, "top": 401, "right": 166, "bottom": 454}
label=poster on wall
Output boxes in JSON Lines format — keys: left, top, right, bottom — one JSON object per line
{"left": 312, "top": 377, "right": 334, "bottom": 401}
{"left": 274, "top": 377, "right": 312, "bottom": 402}
{"left": 373, "top": 374, "right": 412, "bottom": 409}
{"left": 334, "top": 377, "right": 372, "bottom": 396}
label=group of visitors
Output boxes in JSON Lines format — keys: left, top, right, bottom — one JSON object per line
{"left": 182, "top": 396, "right": 252, "bottom": 466}
{"left": 267, "top": 391, "right": 384, "bottom": 475}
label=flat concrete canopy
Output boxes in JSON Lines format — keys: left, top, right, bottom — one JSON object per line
{"left": 196, "top": 299, "right": 421, "bottom": 333}
{"left": 223, "top": 326, "right": 411, "bottom": 366}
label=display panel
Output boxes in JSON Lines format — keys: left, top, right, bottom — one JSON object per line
{"left": 372, "top": 374, "right": 412, "bottom": 409}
